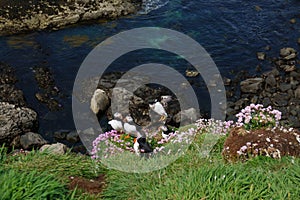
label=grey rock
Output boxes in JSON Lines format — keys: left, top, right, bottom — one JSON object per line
{"left": 250, "top": 96, "right": 259, "bottom": 104}
{"left": 53, "top": 130, "right": 70, "bottom": 140}
{"left": 281, "top": 65, "right": 296, "bottom": 72}
{"left": 279, "top": 83, "right": 292, "bottom": 92}
{"left": 288, "top": 116, "right": 300, "bottom": 128}
{"left": 290, "top": 71, "right": 300, "bottom": 79}
{"left": 0, "top": 102, "right": 38, "bottom": 146}
{"left": 290, "top": 109, "right": 298, "bottom": 116}
{"left": 66, "top": 131, "right": 80, "bottom": 143}
{"left": 295, "top": 86, "right": 300, "bottom": 99}
{"left": 20, "top": 132, "right": 47, "bottom": 150}
{"left": 40, "top": 143, "right": 68, "bottom": 155}
{"left": 173, "top": 108, "right": 200, "bottom": 125}
{"left": 240, "top": 78, "right": 263, "bottom": 93}
{"left": 272, "top": 93, "right": 289, "bottom": 107}
{"left": 90, "top": 89, "right": 110, "bottom": 115}
{"left": 280, "top": 47, "right": 297, "bottom": 57}
{"left": 262, "top": 97, "right": 272, "bottom": 107}
{"left": 283, "top": 53, "right": 297, "bottom": 60}
{"left": 234, "top": 98, "right": 249, "bottom": 110}
{"left": 265, "top": 74, "right": 277, "bottom": 87}
{"left": 257, "top": 52, "right": 266, "bottom": 60}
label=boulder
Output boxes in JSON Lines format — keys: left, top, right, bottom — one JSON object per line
{"left": 240, "top": 78, "right": 263, "bottom": 93}
{"left": 90, "top": 89, "right": 110, "bottom": 115}
{"left": 0, "top": 102, "right": 38, "bottom": 146}
{"left": 40, "top": 143, "right": 68, "bottom": 155}
{"left": 20, "top": 132, "right": 47, "bottom": 150}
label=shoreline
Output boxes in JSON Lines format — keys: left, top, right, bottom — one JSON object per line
{"left": 0, "top": 0, "right": 142, "bottom": 36}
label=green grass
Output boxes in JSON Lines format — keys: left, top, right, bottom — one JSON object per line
{"left": 0, "top": 132, "right": 300, "bottom": 199}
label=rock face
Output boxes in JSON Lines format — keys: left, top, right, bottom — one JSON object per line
{"left": 0, "top": 102, "right": 38, "bottom": 145}
{"left": 0, "top": 0, "right": 142, "bottom": 36}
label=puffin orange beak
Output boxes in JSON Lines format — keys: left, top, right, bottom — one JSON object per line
{"left": 133, "top": 138, "right": 137, "bottom": 143}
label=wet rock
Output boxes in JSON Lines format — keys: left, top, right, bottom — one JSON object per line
{"left": 0, "top": 62, "right": 17, "bottom": 84}
{"left": 20, "top": 132, "right": 47, "bottom": 150}
{"left": 295, "top": 86, "right": 300, "bottom": 99}
{"left": 234, "top": 98, "right": 249, "bottom": 110}
{"left": 223, "top": 77, "right": 231, "bottom": 86}
{"left": 272, "top": 93, "right": 289, "bottom": 107}
{"left": 0, "top": 84, "right": 26, "bottom": 106}
{"left": 282, "top": 65, "right": 296, "bottom": 72}
{"left": 288, "top": 116, "right": 300, "bottom": 128}
{"left": 0, "top": 102, "right": 38, "bottom": 146}
{"left": 40, "top": 143, "right": 68, "bottom": 155}
{"left": 33, "top": 67, "right": 62, "bottom": 111}
{"left": 262, "top": 97, "right": 272, "bottom": 107}
{"left": 290, "top": 18, "right": 297, "bottom": 24}
{"left": 265, "top": 74, "right": 277, "bottom": 88}
{"left": 90, "top": 89, "right": 110, "bottom": 115}
{"left": 280, "top": 47, "right": 297, "bottom": 58}
{"left": 290, "top": 71, "right": 300, "bottom": 79}
{"left": 283, "top": 53, "right": 297, "bottom": 60}
{"left": 240, "top": 78, "right": 263, "bottom": 93}
{"left": 279, "top": 83, "right": 292, "bottom": 92}
{"left": 256, "top": 52, "right": 266, "bottom": 60}
{"left": 66, "top": 131, "right": 80, "bottom": 143}
{"left": 53, "top": 130, "right": 70, "bottom": 140}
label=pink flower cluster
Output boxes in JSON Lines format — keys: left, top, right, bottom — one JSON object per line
{"left": 91, "top": 130, "right": 128, "bottom": 160}
{"left": 235, "top": 104, "right": 281, "bottom": 130}
{"left": 91, "top": 127, "right": 198, "bottom": 159}
{"left": 196, "top": 118, "right": 234, "bottom": 135}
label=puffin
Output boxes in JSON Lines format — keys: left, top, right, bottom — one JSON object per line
{"left": 159, "top": 125, "right": 173, "bottom": 140}
{"left": 123, "top": 115, "right": 144, "bottom": 138}
{"left": 123, "top": 115, "right": 153, "bottom": 155}
{"left": 149, "top": 99, "right": 168, "bottom": 122}
{"left": 160, "top": 95, "right": 172, "bottom": 108}
{"left": 108, "top": 112, "right": 124, "bottom": 132}
{"left": 133, "top": 137, "right": 153, "bottom": 155}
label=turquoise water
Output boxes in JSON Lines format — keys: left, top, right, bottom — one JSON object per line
{"left": 0, "top": 0, "right": 299, "bottom": 139}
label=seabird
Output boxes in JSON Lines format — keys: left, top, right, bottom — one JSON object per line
{"left": 160, "top": 95, "right": 172, "bottom": 108}
{"left": 149, "top": 100, "right": 168, "bottom": 122}
{"left": 159, "top": 125, "right": 173, "bottom": 140}
{"left": 108, "top": 112, "right": 124, "bottom": 132}
{"left": 124, "top": 115, "right": 145, "bottom": 138}
{"left": 133, "top": 137, "right": 153, "bottom": 155}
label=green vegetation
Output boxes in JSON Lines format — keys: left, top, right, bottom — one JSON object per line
{"left": 0, "top": 133, "right": 300, "bottom": 199}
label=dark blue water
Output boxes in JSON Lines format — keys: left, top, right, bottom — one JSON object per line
{"left": 0, "top": 0, "right": 299, "bottom": 140}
